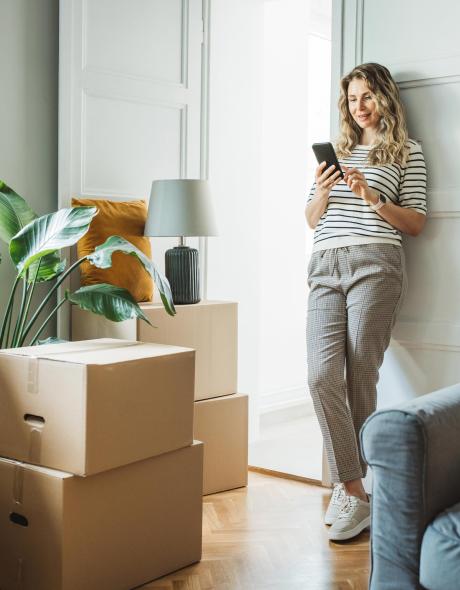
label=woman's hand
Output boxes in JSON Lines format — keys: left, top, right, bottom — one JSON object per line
{"left": 305, "top": 161, "right": 342, "bottom": 229}
{"left": 314, "top": 161, "right": 342, "bottom": 199}
{"left": 343, "top": 165, "right": 378, "bottom": 204}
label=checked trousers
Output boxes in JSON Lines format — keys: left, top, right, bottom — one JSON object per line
{"left": 306, "top": 243, "right": 408, "bottom": 483}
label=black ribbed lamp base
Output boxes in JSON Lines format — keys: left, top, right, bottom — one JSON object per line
{"left": 165, "top": 246, "right": 200, "bottom": 304}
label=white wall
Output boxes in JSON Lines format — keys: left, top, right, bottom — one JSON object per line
{"left": 257, "top": 1, "right": 310, "bottom": 415}
{"left": 207, "top": 0, "right": 331, "bottom": 442}
{"left": 207, "top": 0, "right": 265, "bottom": 440}
{"left": 258, "top": 1, "right": 331, "bottom": 415}
{"left": 0, "top": 0, "right": 58, "bottom": 331}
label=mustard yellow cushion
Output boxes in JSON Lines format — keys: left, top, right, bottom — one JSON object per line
{"left": 71, "top": 198, "right": 153, "bottom": 302}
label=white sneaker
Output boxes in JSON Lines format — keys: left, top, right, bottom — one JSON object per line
{"left": 324, "top": 483, "right": 346, "bottom": 525}
{"left": 328, "top": 495, "right": 370, "bottom": 541}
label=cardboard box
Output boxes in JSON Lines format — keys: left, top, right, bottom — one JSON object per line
{"left": 0, "top": 339, "right": 195, "bottom": 475}
{"left": 72, "top": 300, "right": 238, "bottom": 401}
{"left": 194, "top": 393, "right": 248, "bottom": 495}
{"left": 0, "top": 442, "right": 203, "bottom": 590}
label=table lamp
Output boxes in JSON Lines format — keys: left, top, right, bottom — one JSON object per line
{"left": 144, "top": 179, "right": 218, "bottom": 304}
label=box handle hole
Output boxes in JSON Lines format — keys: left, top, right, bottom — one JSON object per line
{"left": 24, "top": 414, "right": 45, "bottom": 427}
{"left": 10, "top": 512, "right": 28, "bottom": 527}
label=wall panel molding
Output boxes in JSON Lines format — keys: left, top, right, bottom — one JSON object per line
{"left": 354, "top": 0, "right": 364, "bottom": 65}
{"left": 82, "top": 65, "right": 188, "bottom": 90}
{"left": 393, "top": 320, "right": 460, "bottom": 352}
{"left": 428, "top": 211, "right": 460, "bottom": 219}
{"left": 80, "top": 89, "right": 186, "bottom": 196}
{"left": 330, "top": 0, "right": 343, "bottom": 139}
{"left": 181, "top": 0, "right": 189, "bottom": 88}
{"left": 81, "top": 0, "right": 189, "bottom": 87}
{"left": 399, "top": 74, "right": 460, "bottom": 89}
{"left": 391, "top": 55, "right": 460, "bottom": 85}
{"left": 426, "top": 189, "right": 460, "bottom": 216}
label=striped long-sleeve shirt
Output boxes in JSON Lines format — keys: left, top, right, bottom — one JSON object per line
{"left": 307, "top": 139, "right": 427, "bottom": 252}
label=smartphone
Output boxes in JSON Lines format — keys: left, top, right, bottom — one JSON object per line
{"left": 312, "top": 142, "right": 344, "bottom": 179}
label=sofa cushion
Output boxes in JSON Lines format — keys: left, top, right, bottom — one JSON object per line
{"left": 361, "top": 384, "right": 460, "bottom": 589}
{"left": 420, "top": 501, "right": 460, "bottom": 590}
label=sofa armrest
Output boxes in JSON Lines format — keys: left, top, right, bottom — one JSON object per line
{"left": 360, "top": 383, "right": 460, "bottom": 590}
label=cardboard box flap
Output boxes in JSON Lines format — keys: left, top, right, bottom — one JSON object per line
{"left": 0, "top": 338, "right": 195, "bottom": 365}
{"left": 0, "top": 456, "right": 72, "bottom": 479}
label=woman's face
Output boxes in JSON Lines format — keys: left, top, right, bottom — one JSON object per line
{"left": 347, "top": 77, "right": 380, "bottom": 131}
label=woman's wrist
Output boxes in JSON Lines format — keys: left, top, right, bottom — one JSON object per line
{"left": 314, "top": 189, "right": 330, "bottom": 202}
{"left": 363, "top": 188, "right": 380, "bottom": 206}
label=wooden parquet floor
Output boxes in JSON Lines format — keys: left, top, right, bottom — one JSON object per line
{"left": 141, "top": 471, "right": 370, "bottom": 590}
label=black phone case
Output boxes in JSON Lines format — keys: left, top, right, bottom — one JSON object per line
{"left": 312, "top": 142, "right": 344, "bottom": 179}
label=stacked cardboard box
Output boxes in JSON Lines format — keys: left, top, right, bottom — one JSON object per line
{"left": 73, "top": 301, "right": 249, "bottom": 495}
{"left": 0, "top": 338, "right": 203, "bottom": 590}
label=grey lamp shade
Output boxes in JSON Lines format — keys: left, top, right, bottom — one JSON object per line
{"left": 144, "top": 179, "right": 218, "bottom": 237}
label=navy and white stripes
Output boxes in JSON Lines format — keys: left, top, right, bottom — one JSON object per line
{"left": 307, "top": 139, "right": 427, "bottom": 252}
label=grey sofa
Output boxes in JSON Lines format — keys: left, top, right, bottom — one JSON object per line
{"left": 360, "top": 383, "right": 460, "bottom": 590}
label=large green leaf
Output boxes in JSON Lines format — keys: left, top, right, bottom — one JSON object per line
{"left": 9, "top": 206, "right": 98, "bottom": 274}
{"left": 66, "top": 284, "right": 152, "bottom": 324}
{"left": 26, "top": 254, "right": 67, "bottom": 283}
{"left": 86, "top": 235, "right": 176, "bottom": 316}
{"left": 0, "top": 181, "right": 37, "bottom": 244}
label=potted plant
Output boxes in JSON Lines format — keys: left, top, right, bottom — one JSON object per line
{"left": 0, "top": 181, "right": 175, "bottom": 349}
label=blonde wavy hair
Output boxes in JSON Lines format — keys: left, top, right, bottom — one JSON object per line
{"left": 335, "top": 63, "right": 409, "bottom": 167}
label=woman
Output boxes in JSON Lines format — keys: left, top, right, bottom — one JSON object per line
{"left": 305, "top": 63, "right": 427, "bottom": 542}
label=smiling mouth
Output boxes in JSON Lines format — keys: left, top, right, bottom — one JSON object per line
{"left": 358, "top": 114, "right": 370, "bottom": 120}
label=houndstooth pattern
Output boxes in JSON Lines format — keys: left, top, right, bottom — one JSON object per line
{"left": 306, "top": 243, "right": 408, "bottom": 483}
